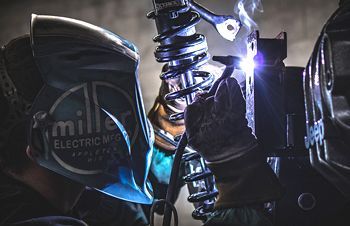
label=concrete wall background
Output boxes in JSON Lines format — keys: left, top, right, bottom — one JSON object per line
{"left": 0, "top": 0, "right": 339, "bottom": 225}
{"left": 0, "top": 0, "right": 339, "bottom": 110}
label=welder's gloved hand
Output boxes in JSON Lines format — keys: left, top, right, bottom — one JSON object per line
{"left": 148, "top": 76, "right": 186, "bottom": 152}
{"left": 184, "top": 77, "right": 283, "bottom": 209}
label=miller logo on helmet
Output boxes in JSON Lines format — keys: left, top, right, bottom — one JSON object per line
{"left": 47, "top": 81, "right": 139, "bottom": 175}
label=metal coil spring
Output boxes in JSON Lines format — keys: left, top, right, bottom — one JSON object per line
{"left": 148, "top": 8, "right": 218, "bottom": 220}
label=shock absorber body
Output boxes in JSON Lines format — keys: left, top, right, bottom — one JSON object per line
{"left": 147, "top": 0, "right": 217, "bottom": 220}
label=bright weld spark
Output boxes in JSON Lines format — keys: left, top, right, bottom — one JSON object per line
{"left": 239, "top": 58, "right": 255, "bottom": 74}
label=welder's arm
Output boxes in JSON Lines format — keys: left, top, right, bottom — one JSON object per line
{"left": 184, "top": 78, "right": 283, "bottom": 224}
{"left": 14, "top": 216, "right": 88, "bottom": 226}
{"left": 74, "top": 188, "right": 148, "bottom": 226}
{"left": 147, "top": 77, "right": 186, "bottom": 208}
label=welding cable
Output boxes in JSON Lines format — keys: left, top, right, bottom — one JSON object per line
{"left": 150, "top": 199, "right": 178, "bottom": 226}
{"left": 161, "top": 132, "right": 187, "bottom": 226}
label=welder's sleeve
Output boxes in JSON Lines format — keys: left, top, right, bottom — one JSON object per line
{"left": 148, "top": 146, "right": 184, "bottom": 202}
{"left": 184, "top": 77, "right": 283, "bottom": 209}
{"left": 203, "top": 207, "right": 273, "bottom": 226}
{"left": 13, "top": 216, "right": 88, "bottom": 226}
{"left": 74, "top": 188, "right": 148, "bottom": 226}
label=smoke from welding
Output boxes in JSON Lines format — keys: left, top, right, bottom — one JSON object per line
{"left": 230, "top": 0, "right": 264, "bottom": 62}
{"left": 234, "top": 0, "right": 263, "bottom": 34}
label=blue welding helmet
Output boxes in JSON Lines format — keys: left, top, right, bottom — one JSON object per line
{"left": 27, "top": 14, "right": 154, "bottom": 204}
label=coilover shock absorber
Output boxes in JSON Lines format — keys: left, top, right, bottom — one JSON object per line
{"left": 147, "top": 2, "right": 216, "bottom": 219}
{"left": 147, "top": 0, "right": 241, "bottom": 221}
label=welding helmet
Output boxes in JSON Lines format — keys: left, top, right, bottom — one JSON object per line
{"left": 303, "top": 6, "right": 350, "bottom": 198}
{"left": 24, "top": 14, "right": 154, "bottom": 204}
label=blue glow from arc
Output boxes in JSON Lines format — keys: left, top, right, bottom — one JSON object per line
{"left": 150, "top": 146, "right": 174, "bottom": 184}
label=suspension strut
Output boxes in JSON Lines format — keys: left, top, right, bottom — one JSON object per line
{"left": 147, "top": 1, "right": 216, "bottom": 220}
{"left": 148, "top": 0, "right": 241, "bottom": 222}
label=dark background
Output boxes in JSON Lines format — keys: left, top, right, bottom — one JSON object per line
{"left": 0, "top": 0, "right": 339, "bottom": 225}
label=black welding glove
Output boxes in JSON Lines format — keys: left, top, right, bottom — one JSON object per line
{"left": 184, "top": 77, "right": 283, "bottom": 209}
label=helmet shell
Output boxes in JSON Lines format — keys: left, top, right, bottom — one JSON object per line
{"left": 28, "top": 14, "right": 154, "bottom": 204}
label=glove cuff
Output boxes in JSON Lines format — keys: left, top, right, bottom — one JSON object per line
{"left": 148, "top": 97, "right": 185, "bottom": 151}
{"left": 207, "top": 146, "right": 283, "bottom": 209}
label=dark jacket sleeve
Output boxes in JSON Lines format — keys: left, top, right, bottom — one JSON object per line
{"left": 13, "top": 216, "right": 88, "bottom": 226}
{"left": 74, "top": 188, "right": 148, "bottom": 226}
{"left": 203, "top": 207, "right": 273, "bottom": 226}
